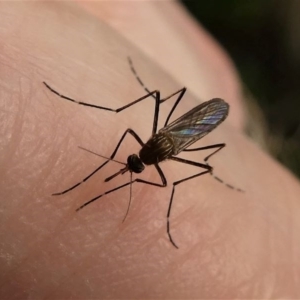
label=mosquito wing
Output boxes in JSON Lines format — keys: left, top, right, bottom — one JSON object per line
{"left": 159, "top": 98, "right": 229, "bottom": 155}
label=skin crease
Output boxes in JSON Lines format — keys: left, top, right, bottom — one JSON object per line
{"left": 0, "top": 1, "right": 300, "bottom": 299}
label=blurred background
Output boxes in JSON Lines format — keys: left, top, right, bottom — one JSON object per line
{"left": 182, "top": 0, "right": 300, "bottom": 179}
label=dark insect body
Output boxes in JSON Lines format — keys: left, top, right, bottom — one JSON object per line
{"left": 44, "top": 58, "right": 241, "bottom": 248}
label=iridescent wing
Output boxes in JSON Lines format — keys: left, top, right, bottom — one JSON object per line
{"left": 159, "top": 98, "right": 229, "bottom": 155}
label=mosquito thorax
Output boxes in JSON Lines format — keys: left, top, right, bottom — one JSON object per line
{"left": 139, "top": 133, "right": 173, "bottom": 165}
{"left": 127, "top": 154, "right": 145, "bottom": 173}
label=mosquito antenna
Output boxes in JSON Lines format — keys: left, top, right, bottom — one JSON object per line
{"left": 78, "top": 146, "right": 126, "bottom": 165}
{"left": 122, "top": 172, "right": 133, "bottom": 223}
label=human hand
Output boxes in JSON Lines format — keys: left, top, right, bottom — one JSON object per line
{"left": 1, "top": 2, "right": 300, "bottom": 298}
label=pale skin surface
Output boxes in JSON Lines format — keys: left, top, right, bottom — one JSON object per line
{"left": 1, "top": 2, "right": 300, "bottom": 299}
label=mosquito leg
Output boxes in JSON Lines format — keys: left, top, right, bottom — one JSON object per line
{"left": 45, "top": 58, "right": 187, "bottom": 134}
{"left": 165, "top": 156, "right": 212, "bottom": 248}
{"left": 151, "top": 90, "right": 160, "bottom": 135}
{"left": 169, "top": 156, "right": 213, "bottom": 171}
{"left": 128, "top": 57, "right": 152, "bottom": 96}
{"left": 53, "top": 128, "right": 145, "bottom": 196}
{"left": 109, "top": 129, "right": 144, "bottom": 158}
{"left": 44, "top": 81, "right": 162, "bottom": 113}
{"left": 76, "top": 164, "right": 167, "bottom": 211}
{"left": 52, "top": 160, "right": 109, "bottom": 195}
{"left": 128, "top": 56, "right": 188, "bottom": 127}
{"left": 76, "top": 180, "right": 134, "bottom": 211}
{"left": 183, "top": 143, "right": 226, "bottom": 162}
{"left": 128, "top": 56, "right": 168, "bottom": 103}
{"left": 129, "top": 60, "right": 188, "bottom": 126}
{"left": 43, "top": 82, "right": 114, "bottom": 112}
{"left": 183, "top": 143, "right": 244, "bottom": 192}
{"left": 129, "top": 57, "right": 188, "bottom": 124}
{"left": 44, "top": 80, "right": 163, "bottom": 135}
{"left": 167, "top": 170, "right": 211, "bottom": 249}
{"left": 168, "top": 157, "right": 213, "bottom": 246}
{"left": 163, "top": 88, "right": 187, "bottom": 126}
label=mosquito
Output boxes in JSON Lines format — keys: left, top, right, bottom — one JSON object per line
{"left": 44, "top": 57, "right": 241, "bottom": 248}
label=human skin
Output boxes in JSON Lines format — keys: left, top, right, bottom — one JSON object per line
{"left": 1, "top": 1, "right": 300, "bottom": 299}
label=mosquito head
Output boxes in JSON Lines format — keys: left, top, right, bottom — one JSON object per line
{"left": 127, "top": 154, "right": 145, "bottom": 174}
